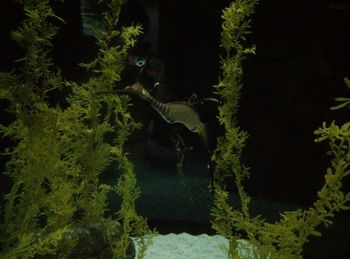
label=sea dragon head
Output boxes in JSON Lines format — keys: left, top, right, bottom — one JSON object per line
{"left": 123, "top": 81, "right": 150, "bottom": 100}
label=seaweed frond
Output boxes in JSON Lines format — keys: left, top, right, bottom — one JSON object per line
{"left": 211, "top": 1, "right": 350, "bottom": 258}
{"left": 0, "top": 0, "right": 152, "bottom": 258}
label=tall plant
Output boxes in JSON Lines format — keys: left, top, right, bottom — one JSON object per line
{"left": 211, "top": 0, "right": 350, "bottom": 258}
{"left": 0, "top": 0, "right": 151, "bottom": 257}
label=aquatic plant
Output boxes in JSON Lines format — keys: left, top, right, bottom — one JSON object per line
{"left": 211, "top": 0, "right": 350, "bottom": 258}
{"left": 0, "top": 0, "right": 152, "bottom": 257}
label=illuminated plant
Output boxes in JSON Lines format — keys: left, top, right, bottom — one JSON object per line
{"left": 211, "top": 0, "right": 350, "bottom": 258}
{"left": 0, "top": 0, "right": 152, "bottom": 257}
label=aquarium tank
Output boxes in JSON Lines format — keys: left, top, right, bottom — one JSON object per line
{"left": 0, "top": 0, "right": 350, "bottom": 258}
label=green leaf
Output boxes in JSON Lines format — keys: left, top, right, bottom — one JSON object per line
{"left": 344, "top": 77, "right": 350, "bottom": 88}
{"left": 310, "top": 230, "right": 322, "bottom": 237}
{"left": 330, "top": 100, "right": 350, "bottom": 110}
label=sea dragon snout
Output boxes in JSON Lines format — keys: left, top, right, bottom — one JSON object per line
{"left": 124, "top": 83, "right": 150, "bottom": 100}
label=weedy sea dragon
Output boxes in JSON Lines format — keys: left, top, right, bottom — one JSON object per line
{"left": 123, "top": 81, "right": 216, "bottom": 194}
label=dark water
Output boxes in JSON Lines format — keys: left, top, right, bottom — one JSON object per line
{"left": 1, "top": 0, "right": 350, "bottom": 258}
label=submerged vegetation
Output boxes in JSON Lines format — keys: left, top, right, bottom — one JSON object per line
{"left": 0, "top": 0, "right": 349, "bottom": 258}
{"left": 0, "top": 0, "right": 152, "bottom": 257}
{"left": 211, "top": 0, "right": 350, "bottom": 258}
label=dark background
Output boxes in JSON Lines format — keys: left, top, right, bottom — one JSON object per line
{"left": 1, "top": 0, "right": 350, "bottom": 258}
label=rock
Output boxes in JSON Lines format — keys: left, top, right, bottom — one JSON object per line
{"left": 35, "top": 220, "right": 135, "bottom": 259}
{"left": 67, "top": 221, "right": 135, "bottom": 259}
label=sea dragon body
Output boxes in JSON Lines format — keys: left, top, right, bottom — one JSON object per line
{"left": 124, "top": 81, "right": 209, "bottom": 150}
{"left": 124, "top": 81, "right": 213, "bottom": 191}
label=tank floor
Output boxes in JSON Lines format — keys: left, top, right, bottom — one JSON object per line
{"left": 102, "top": 140, "right": 350, "bottom": 259}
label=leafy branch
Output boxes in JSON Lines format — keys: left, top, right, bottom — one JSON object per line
{"left": 211, "top": 1, "right": 350, "bottom": 258}
{"left": 0, "top": 0, "right": 151, "bottom": 258}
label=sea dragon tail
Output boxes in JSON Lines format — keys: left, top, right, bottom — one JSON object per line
{"left": 197, "top": 123, "right": 215, "bottom": 192}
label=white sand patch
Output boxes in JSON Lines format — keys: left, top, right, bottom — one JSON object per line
{"left": 133, "top": 233, "right": 258, "bottom": 259}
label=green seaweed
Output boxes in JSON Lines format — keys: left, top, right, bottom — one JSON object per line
{"left": 0, "top": 0, "right": 152, "bottom": 258}
{"left": 211, "top": 0, "right": 350, "bottom": 258}
{"left": 2, "top": 0, "right": 350, "bottom": 258}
